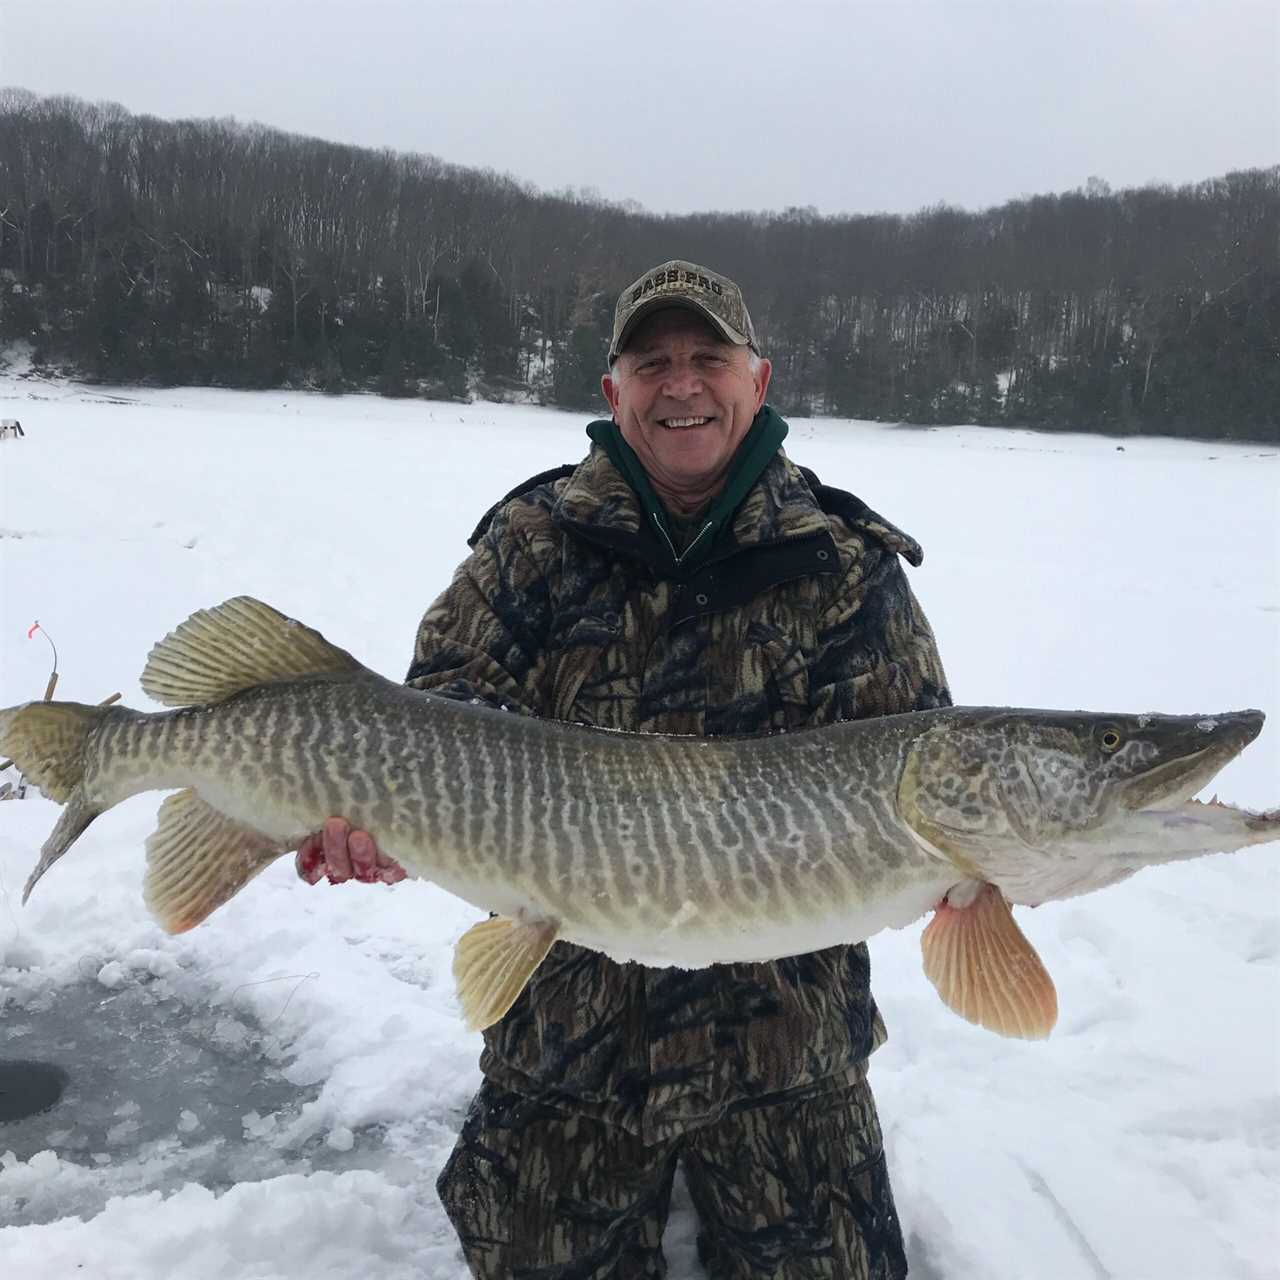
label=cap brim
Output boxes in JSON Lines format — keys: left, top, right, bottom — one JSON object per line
{"left": 610, "top": 298, "right": 751, "bottom": 363}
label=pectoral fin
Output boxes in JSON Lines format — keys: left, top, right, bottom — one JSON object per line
{"left": 453, "top": 914, "right": 559, "bottom": 1031}
{"left": 921, "top": 881, "right": 1058, "bottom": 1039}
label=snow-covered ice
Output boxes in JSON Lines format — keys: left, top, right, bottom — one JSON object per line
{"left": 0, "top": 374, "right": 1277, "bottom": 1279}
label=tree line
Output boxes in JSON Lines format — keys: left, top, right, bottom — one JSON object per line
{"left": 1, "top": 89, "right": 1276, "bottom": 441}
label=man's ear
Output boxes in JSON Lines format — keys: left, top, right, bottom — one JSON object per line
{"left": 601, "top": 370, "right": 622, "bottom": 418}
{"left": 752, "top": 358, "right": 773, "bottom": 412}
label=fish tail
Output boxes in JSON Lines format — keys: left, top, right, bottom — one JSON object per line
{"left": 0, "top": 701, "right": 116, "bottom": 904}
{"left": 23, "top": 787, "right": 101, "bottom": 904}
{"left": 0, "top": 701, "right": 105, "bottom": 804}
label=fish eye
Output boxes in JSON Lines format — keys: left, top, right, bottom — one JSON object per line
{"left": 1098, "top": 726, "right": 1123, "bottom": 753}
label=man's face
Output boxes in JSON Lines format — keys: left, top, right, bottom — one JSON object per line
{"left": 601, "top": 309, "right": 772, "bottom": 513}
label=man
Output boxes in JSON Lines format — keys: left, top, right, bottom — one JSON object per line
{"left": 297, "top": 261, "right": 951, "bottom": 1278}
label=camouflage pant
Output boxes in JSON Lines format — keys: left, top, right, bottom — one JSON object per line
{"left": 436, "top": 1077, "right": 908, "bottom": 1279}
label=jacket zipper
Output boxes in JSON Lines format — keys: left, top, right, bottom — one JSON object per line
{"left": 652, "top": 511, "right": 713, "bottom": 568}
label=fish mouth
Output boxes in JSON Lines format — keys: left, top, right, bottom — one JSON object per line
{"left": 1125, "top": 747, "right": 1221, "bottom": 810}
{"left": 1125, "top": 710, "right": 1265, "bottom": 811}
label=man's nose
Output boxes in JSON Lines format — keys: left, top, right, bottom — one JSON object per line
{"left": 661, "top": 364, "right": 703, "bottom": 398}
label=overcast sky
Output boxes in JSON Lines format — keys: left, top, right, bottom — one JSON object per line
{"left": 4, "top": 0, "right": 1277, "bottom": 217}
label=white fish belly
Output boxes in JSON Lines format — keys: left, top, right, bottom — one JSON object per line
{"left": 485, "top": 872, "right": 958, "bottom": 969}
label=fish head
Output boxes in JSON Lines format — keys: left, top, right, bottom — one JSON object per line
{"left": 898, "top": 708, "right": 1268, "bottom": 896}
{"left": 1103, "top": 709, "right": 1265, "bottom": 812}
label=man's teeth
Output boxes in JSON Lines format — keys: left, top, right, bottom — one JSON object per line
{"left": 661, "top": 417, "right": 711, "bottom": 428}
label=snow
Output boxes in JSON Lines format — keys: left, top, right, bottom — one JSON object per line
{"left": 0, "top": 376, "right": 1277, "bottom": 1279}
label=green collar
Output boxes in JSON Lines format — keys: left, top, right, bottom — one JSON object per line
{"left": 585, "top": 405, "right": 789, "bottom": 576}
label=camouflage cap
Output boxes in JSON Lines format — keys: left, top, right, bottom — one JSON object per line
{"left": 608, "top": 260, "right": 759, "bottom": 364}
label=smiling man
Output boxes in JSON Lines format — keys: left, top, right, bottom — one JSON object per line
{"left": 601, "top": 275, "right": 772, "bottom": 521}
{"left": 297, "top": 260, "right": 951, "bottom": 1278}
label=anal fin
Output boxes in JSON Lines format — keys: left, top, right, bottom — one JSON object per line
{"left": 144, "top": 789, "right": 287, "bottom": 933}
{"left": 921, "top": 881, "right": 1058, "bottom": 1039}
{"left": 452, "top": 914, "right": 559, "bottom": 1031}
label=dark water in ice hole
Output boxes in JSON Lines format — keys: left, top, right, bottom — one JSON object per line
{"left": 0, "top": 1060, "right": 68, "bottom": 1122}
{"left": 0, "top": 976, "right": 385, "bottom": 1227}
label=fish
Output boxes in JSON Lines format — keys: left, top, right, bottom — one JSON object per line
{"left": 1, "top": 596, "right": 1276, "bottom": 1039}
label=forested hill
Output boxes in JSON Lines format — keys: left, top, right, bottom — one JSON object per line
{"left": 2, "top": 89, "right": 1276, "bottom": 441}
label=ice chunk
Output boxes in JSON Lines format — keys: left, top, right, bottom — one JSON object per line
{"left": 241, "top": 1110, "right": 278, "bottom": 1138}
{"left": 125, "top": 949, "right": 180, "bottom": 979}
{"left": 326, "top": 1126, "right": 355, "bottom": 1152}
{"left": 177, "top": 1110, "right": 200, "bottom": 1134}
{"left": 106, "top": 1118, "right": 140, "bottom": 1145}
{"left": 380, "top": 1014, "right": 409, "bottom": 1042}
{"left": 96, "top": 961, "right": 127, "bottom": 989}
{"left": 212, "top": 1017, "right": 249, "bottom": 1050}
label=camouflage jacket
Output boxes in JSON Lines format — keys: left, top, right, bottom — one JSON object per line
{"left": 407, "top": 435, "right": 951, "bottom": 1143}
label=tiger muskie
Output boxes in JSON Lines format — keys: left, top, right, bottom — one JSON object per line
{"left": 2, "top": 597, "right": 1277, "bottom": 1039}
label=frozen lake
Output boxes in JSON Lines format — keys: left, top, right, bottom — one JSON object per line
{"left": 1, "top": 373, "right": 1277, "bottom": 1279}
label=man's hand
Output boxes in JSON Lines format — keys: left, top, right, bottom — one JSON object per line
{"left": 295, "top": 817, "right": 408, "bottom": 886}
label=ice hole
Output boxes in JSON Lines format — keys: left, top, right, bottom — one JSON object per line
{"left": 0, "top": 1060, "right": 68, "bottom": 1123}
{"left": 0, "top": 977, "right": 382, "bottom": 1226}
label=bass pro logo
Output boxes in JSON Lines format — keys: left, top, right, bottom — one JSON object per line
{"left": 631, "top": 268, "right": 723, "bottom": 304}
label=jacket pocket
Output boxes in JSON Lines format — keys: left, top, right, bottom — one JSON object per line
{"left": 545, "top": 611, "right": 626, "bottom": 725}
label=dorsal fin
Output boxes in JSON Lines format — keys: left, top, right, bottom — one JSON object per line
{"left": 140, "top": 597, "right": 363, "bottom": 707}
